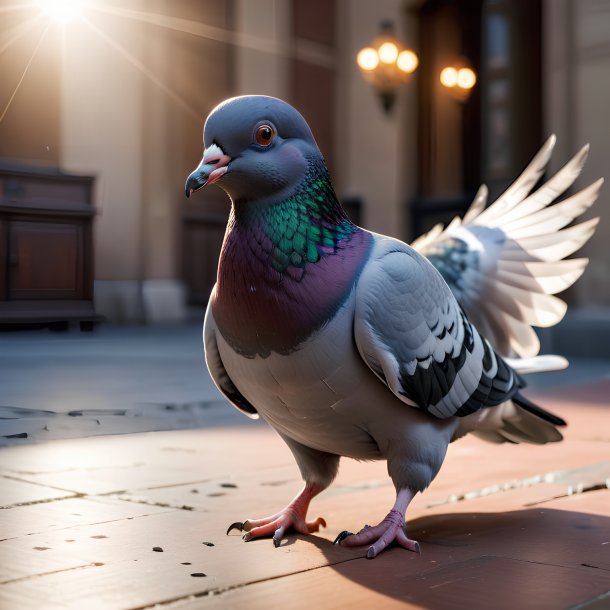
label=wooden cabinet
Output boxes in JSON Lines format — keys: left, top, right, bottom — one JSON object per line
{"left": 0, "top": 163, "right": 101, "bottom": 328}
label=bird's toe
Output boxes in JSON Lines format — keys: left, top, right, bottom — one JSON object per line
{"left": 336, "top": 509, "right": 420, "bottom": 558}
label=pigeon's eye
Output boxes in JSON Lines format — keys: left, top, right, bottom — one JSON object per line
{"left": 255, "top": 124, "right": 275, "bottom": 147}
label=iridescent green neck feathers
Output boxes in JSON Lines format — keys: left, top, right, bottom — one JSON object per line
{"left": 234, "top": 159, "right": 358, "bottom": 274}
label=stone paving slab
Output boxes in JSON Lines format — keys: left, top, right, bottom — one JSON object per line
{"left": 0, "top": 476, "right": 76, "bottom": 507}
{"left": 0, "top": 363, "right": 609, "bottom": 609}
{"left": 0, "top": 496, "right": 171, "bottom": 543}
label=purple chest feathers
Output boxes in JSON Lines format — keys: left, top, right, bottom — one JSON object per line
{"left": 212, "top": 201, "right": 373, "bottom": 358}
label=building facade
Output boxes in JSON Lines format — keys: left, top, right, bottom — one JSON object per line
{"left": 0, "top": 0, "right": 608, "bottom": 339}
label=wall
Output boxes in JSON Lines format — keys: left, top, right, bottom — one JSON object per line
{"left": 544, "top": 0, "right": 610, "bottom": 309}
{"left": 0, "top": 9, "right": 61, "bottom": 166}
{"left": 60, "top": 6, "right": 145, "bottom": 321}
{"left": 234, "top": 0, "right": 291, "bottom": 100}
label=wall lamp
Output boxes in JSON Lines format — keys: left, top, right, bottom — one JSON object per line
{"left": 439, "top": 59, "right": 477, "bottom": 102}
{"left": 356, "top": 21, "right": 418, "bottom": 113}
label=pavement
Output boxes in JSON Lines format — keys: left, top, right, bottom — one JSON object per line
{"left": 0, "top": 323, "right": 609, "bottom": 609}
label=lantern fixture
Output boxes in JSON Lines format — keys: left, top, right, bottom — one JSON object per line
{"left": 356, "top": 21, "right": 419, "bottom": 114}
{"left": 439, "top": 58, "right": 477, "bottom": 102}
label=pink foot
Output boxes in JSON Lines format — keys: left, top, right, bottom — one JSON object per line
{"left": 226, "top": 483, "right": 325, "bottom": 547}
{"left": 334, "top": 488, "right": 420, "bottom": 558}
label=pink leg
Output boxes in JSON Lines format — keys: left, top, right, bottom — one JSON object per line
{"left": 335, "top": 488, "right": 420, "bottom": 558}
{"left": 226, "top": 482, "right": 326, "bottom": 547}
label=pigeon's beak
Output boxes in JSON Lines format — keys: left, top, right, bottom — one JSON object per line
{"left": 184, "top": 144, "right": 232, "bottom": 198}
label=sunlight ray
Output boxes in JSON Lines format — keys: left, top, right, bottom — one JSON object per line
{"left": 88, "top": 3, "right": 271, "bottom": 51}
{"left": 0, "top": 21, "right": 50, "bottom": 125}
{"left": 0, "top": 13, "right": 44, "bottom": 57}
{"left": 82, "top": 17, "right": 200, "bottom": 121}
{"left": 88, "top": 3, "right": 335, "bottom": 69}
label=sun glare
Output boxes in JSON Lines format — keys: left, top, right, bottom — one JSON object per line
{"left": 37, "top": 0, "right": 85, "bottom": 23}
{"left": 2, "top": 2, "right": 276, "bottom": 125}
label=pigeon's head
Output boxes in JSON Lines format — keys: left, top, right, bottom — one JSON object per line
{"left": 185, "top": 95, "right": 321, "bottom": 203}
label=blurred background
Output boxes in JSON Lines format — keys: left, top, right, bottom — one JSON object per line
{"left": 0, "top": 0, "right": 608, "bottom": 345}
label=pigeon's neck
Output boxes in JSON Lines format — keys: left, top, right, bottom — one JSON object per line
{"left": 233, "top": 160, "right": 356, "bottom": 267}
{"left": 212, "top": 160, "right": 373, "bottom": 357}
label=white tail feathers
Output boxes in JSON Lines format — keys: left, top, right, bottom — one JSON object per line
{"left": 505, "top": 354, "right": 569, "bottom": 375}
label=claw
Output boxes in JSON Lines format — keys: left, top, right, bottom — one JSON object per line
{"left": 273, "top": 537, "right": 281, "bottom": 548}
{"left": 226, "top": 521, "right": 245, "bottom": 535}
{"left": 333, "top": 530, "right": 353, "bottom": 545}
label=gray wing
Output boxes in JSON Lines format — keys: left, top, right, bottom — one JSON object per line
{"left": 204, "top": 298, "right": 258, "bottom": 419}
{"left": 411, "top": 136, "right": 601, "bottom": 358}
{"left": 354, "top": 238, "right": 518, "bottom": 419}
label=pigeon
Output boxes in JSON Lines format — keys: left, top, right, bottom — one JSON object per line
{"left": 184, "top": 95, "right": 601, "bottom": 558}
